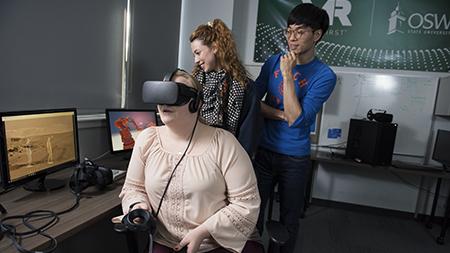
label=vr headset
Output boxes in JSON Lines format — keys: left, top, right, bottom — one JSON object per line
{"left": 142, "top": 81, "right": 198, "bottom": 106}
{"left": 367, "top": 109, "right": 393, "bottom": 123}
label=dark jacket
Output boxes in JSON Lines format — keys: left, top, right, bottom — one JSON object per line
{"left": 236, "top": 80, "right": 263, "bottom": 159}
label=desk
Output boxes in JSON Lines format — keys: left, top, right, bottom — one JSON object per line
{"left": 308, "top": 150, "right": 450, "bottom": 244}
{"left": 0, "top": 156, "right": 129, "bottom": 253}
{"left": 310, "top": 150, "right": 450, "bottom": 178}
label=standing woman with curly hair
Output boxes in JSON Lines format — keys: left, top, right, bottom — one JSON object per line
{"left": 190, "top": 19, "right": 261, "bottom": 157}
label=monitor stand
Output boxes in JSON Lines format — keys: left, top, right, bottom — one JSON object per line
{"left": 23, "top": 176, "right": 65, "bottom": 192}
{"left": 0, "top": 203, "right": 6, "bottom": 214}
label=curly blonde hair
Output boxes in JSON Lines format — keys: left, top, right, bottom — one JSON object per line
{"left": 190, "top": 19, "right": 248, "bottom": 88}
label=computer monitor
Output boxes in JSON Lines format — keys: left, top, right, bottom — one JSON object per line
{"left": 105, "top": 109, "right": 157, "bottom": 154}
{"left": 432, "top": 129, "right": 450, "bottom": 168}
{"left": 0, "top": 109, "right": 79, "bottom": 191}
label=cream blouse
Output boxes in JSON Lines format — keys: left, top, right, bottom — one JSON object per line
{"left": 119, "top": 124, "right": 260, "bottom": 253}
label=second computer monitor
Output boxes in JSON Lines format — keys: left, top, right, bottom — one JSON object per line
{"left": 105, "top": 109, "right": 158, "bottom": 153}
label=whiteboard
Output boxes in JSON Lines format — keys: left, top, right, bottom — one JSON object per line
{"left": 319, "top": 72, "right": 439, "bottom": 157}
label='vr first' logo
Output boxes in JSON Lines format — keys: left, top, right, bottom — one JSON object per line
{"left": 303, "top": 0, "right": 352, "bottom": 26}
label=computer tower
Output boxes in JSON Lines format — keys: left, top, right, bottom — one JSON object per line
{"left": 345, "top": 119, "right": 398, "bottom": 165}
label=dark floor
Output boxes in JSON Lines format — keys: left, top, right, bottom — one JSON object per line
{"left": 262, "top": 202, "right": 450, "bottom": 253}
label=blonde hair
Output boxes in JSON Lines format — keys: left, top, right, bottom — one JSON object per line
{"left": 190, "top": 19, "right": 248, "bottom": 88}
{"left": 171, "top": 69, "right": 201, "bottom": 91}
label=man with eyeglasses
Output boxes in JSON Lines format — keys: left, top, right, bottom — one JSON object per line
{"left": 253, "top": 3, "right": 336, "bottom": 253}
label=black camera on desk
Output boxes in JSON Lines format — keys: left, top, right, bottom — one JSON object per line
{"left": 69, "top": 158, "right": 113, "bottom": 194}
{"left": 345, "top": 115, "right": 398, "bottom": 166}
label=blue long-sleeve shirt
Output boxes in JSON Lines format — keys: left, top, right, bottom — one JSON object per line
{"left": 254, "top": 53, "right": 336, "bottom": 157}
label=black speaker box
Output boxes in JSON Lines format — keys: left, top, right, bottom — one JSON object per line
{"left": 345, "top": 119, "right": 398, "bottom": 166}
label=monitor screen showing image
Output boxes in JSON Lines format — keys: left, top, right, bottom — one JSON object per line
{"left": 106, "top": 109, "right": 157, "bottom": 153}
{"left": 432, "top": 129, "right": 450, "bottom": 167}
{"left": 0, "top": 109, "right": 79, "bottom": 190}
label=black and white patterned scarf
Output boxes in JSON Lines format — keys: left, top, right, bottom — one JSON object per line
{"left": 195, "top": 70, "right": 245, "bottom": 136}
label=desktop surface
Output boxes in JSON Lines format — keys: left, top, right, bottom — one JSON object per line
{"left": 0, "top": 161, "right": 126, "bottom": 253}
{"left": 311, "top": 149, "right": 450, "bottom": 179}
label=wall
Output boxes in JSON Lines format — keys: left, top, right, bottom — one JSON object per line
{"left": 0, "top": 0, "right": 181, "bottom": 169}
{"left": 83, "top": 0, "right": 181, "bottom": 159}
{"left": 0, "top": 0, "right": 126, "bottom": 114}
{"left": 180, "top": 0, "right": 450, "bottom": 215}
{"left": 127, "top": 0, "right": 181, "bottom": 109}
{"left": 0, "top": 1, "right": 180, "bottom": 251}
{"left": 177, "top": 0, "right": 234, "bottom": 71}
{"left": 77, "top": 119, "right": 110, "bottom": 160}
{"left": 75, "top": 0, "right": 181, "bottom": 159}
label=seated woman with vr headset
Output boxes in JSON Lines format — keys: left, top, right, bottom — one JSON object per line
{"left": 114, "top": 69, "right": 263, "bottom": 253}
